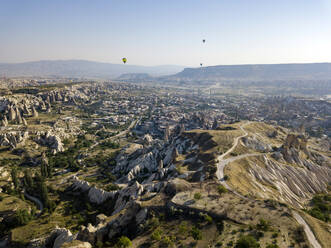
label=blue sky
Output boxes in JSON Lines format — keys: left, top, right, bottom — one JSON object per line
{"left": 1, "top": 0, "right": 331, "bottom": 66}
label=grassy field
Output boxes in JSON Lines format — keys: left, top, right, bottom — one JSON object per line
{"left": 0, "top": 193, "right": 32, "bottom": 213}
{"left": 11, "top": 194, "right": 96, "bottom": 244}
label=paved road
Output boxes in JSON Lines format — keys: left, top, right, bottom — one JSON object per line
{"left": 215, "top": 122, "right": 322, "bottom": 248}
{"left": 24, "top": 190, "right": 43, "bottom": 212}
{"left": 292, "top": 211, "right": 322, "bottom": 248}
{"left": 216, "top": 122, "right": 250, "bottom": 184}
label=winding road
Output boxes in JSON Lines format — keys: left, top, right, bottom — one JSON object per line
{"left": 216, "top": 122, "right": 250, "bottom": 184}
{"left": 215, "top": 122, "right": 322, "bottom": 248}
{"left": 24, "top": 190, "right": 43, "bottom": 212}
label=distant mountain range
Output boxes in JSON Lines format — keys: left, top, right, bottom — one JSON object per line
{"left": 1, "top": 61, "right": 331, "bottom": 84}
{"left": 167, "top": 63, "right": 331, "bottom": 82}
{"left": 0, "top": 60, "right": 184, "bottom": 78}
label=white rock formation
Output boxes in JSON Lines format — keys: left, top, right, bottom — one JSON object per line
{"left": 52, "top": 227, "right": 76, "bottom": 248}
{"left": 0, "top": 131, "right": 28, "bottom": 148}
{"left": 35, "top": 131, "right": 64, "bottom": 154}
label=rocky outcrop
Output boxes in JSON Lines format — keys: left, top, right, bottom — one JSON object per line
{"left": 22, "top": 117, "right": 27, "bottom": 126}
{"left": 27, "top": 227, "right": 77, "bottom": 248}
{"left": 62, "top": 241, "right": 92, "bottom": 248}
{"left": 112, "top": 181, "right": 144, "bottom": 215}
{"left": 143, "top": 134, "right": 153, "bottom": 146}
{"left": 76, "top": 202, "right": 147, "bottom": 246}
{"left": 15, "top": 107, "right": 22, "bottom": 124}
{"left": 165, "top": 178, "right": 191, "bottom": 196}
{"left": 77, "top": 224, "right": 99, "bottom": 245}
{"left": 1, "top": 116, "right": 8, "bottom": 127}
{"left": 52, "top": 228, "right": 76, "bottom": 248}
{"left": 278, "top": 134, "right": 310, "bottom": 165}
{"left": 68, "top": 176, "right": 116, "bottom": 205}
{"left": 68, "top": 176, "right": 156, "bottom": 217}
{"left": 35, "top": 131, "right": 64, "bottom": 154}
{"left": 242, "top": 136, "right": 272, "bottom": 152}
{"left": 77, "top": 214, "right": 110, "bottom": 245}
{"left": 0, "top": 131, "right": 28, "bottom": 148}
{"left": 88, "top": 186, "right": 116, "bottom": 205}
{"left": 114, "top": 136, "right": 194, "bottom": 184}
{"left": 8, "top": 106, "right": 16, "bottom": 121}
{"left": 108, "top": 202, "right": 147, "bottom": 240}
{"left": 31, "top": 106, "right": 38, "bottom": 117}
{"left": 248, "top": 155, "right": 331, "bottom": 207}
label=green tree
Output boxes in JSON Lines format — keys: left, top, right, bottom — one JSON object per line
{"left": 256, "top": 218, "right": 270, "bottom": 231}
{"left": 203, "top": 214, "right": 213, "bottom": 224}
{"left": 235, "top": 235, "right": 260, "bottom": 248}
{"left": 14, "top": 209, "right": 32, "bottom": 226}
{"left": 40, "top": 181, "right": 49, "bottom": 207}
{"left": 151, "top": 229, "right": 162, "bottom": 241}
{"left": 116, "top": 236, "right": 132, "bottom": 248}
{"left": 217, "top": 185, "right": 228, "bottom": 195}
{"left": 11, "top": 167, "right": 19, "bottom": 189}
{"left": 191, "top": 226, "right": 202, "bottom": 240}
{"left": 40, "top": 160, "right": 50, "bottom": 178}
{"left": 23, "top": 169, "right": 34, "bottom": 189}
{"left": 47, "top": 162, "right": 53, "bottom": 178}
{"left": 194, "top": 192, "right": 202, "bottom": 200}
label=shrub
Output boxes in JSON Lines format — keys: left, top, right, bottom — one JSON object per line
{"left": 148, "top": 217, "right": 160, "bottom": 229}
{"left": 151, "top": 229, "right": 162, "bottom": 241}
{"left": 256, "top": 218, "right": 270, "bottom": 231}
{"left": 227, "top": 240, "right": 234, "bottom": 247}
{"left": 235, "top": 235, "right": 259, "bottom": 248}
{"left": 266, "top": 244, "right": 279, "bottom": 248}
{"left": 11, "top": 167, "right": 19, "bottom": 189}
{"left": 292, "top": 226, "right": 306, "bottom": 243}
{"left": 194, "top": 192, "right": 202, "bottom": 200}
{"left": 271, "top": 232, "right": 278, "bottom": 238}
{"left": 224, "top": 175, "right": 229, "bottom": 181}
{"left": 216, "top": 221, "right": 224, "bottom": 234}
{"left": 191, "top": 226, "right": 202, "bottom": 240}
{"left": 217, "top": 185, "right": 228, "bottom": 195}
{"left": 99, "top": 140, "right": 120, "bottom": 149}
{"left": 216, "top": 241, "right": 223, "bottom": 247}
{"left": 116, "top": 236, "right": 132, "bottom": 248}
{"left": 160, "top": 235, "right": 174, "bottom": 247}
{"left": 178, "top": 222, "right": 188, "bottom": 235}
{"left": 203, "top": 214, "right": 213, "bottom": 224}
{"left": 105, "top": 183, "right": 121, "bottom": 191}
{"left": 307, "top": 193, "right": 330, "bottom": 222}
{"left": 14, "top": 209, "right": 33, "bottom": 226}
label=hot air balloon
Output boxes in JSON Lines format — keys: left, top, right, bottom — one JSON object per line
{"left": 200, "top": 63, "right": 203, "bottom": 67}
{"left": 122, "top": 58, "right": 127, "bottom": 64}
{"left": 202, "top": 39, "right": 206, "bottom": 43}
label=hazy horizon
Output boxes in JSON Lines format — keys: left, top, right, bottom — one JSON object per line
{"left": 1, "top": 59, "right": 331, "bottom": 68}
{"left": 2, "top": 0, "right": 331, "bottom": 66}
